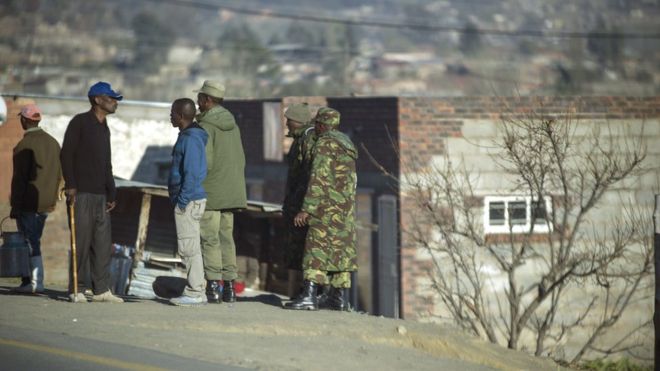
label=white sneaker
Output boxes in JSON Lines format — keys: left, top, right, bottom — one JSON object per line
{"left": 170, "top": 295, "right": 207, "bottom": 307}
{"left": 92, "top": 290, "right": 124, "bottom": 303}
{"left": 69, "top": 292, "right": 87, "bottom": 303}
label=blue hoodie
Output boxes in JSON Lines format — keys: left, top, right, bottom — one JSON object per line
{"left": 168, "top": 122, "right": 208, "bottom": 210}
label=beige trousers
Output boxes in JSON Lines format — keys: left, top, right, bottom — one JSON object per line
{"left": 174, "top": 199, "right": 206, "bottom": 298}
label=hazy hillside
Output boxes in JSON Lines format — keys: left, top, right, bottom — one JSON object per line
{"left": 1, "top": 0, "right": 658, "bottom": 100}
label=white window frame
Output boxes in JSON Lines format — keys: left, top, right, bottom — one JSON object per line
{"left": 483, "top": 195, "right": 552, "bottom": 234}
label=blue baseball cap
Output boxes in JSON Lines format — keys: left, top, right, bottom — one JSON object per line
{"left": 88, "top": 81, "right": 123, "bottom": 100}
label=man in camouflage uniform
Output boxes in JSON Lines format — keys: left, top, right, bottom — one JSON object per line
{"left": 284, "top": 107, "right": 358, "bottom": 311}
{"left": 281, "top": 103, "right": 315, "bottom": 297}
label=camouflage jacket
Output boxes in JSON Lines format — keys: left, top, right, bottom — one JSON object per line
{"left": 301, "top": 130, "right": 358, "bottom": 272}
{"left": 282, "top": 125, "right": 316, "bottom": 217}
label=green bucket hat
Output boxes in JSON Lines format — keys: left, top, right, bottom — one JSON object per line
{"left": 193, "top": 80, "right": 225, "bottom": 99}
{"left": 284, "top": 103, "right": 311, "bottom": 124}
{"left": 314, "top": 107, "right": 340, "bottom": 127}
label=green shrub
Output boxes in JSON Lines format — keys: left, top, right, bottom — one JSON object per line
{"left": 578, "top": 358, "right": 652, "bottom": 371}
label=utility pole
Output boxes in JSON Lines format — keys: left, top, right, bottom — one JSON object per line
{"left": 654, "top": 194, "right": 659, "bottom": 371}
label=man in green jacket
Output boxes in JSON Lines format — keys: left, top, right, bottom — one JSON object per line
{"left": 284, "top": 107, "right": 358, "bottom": 311}
{"left": 10, "top": 103, "right": 62, "bottom": 294}
{"left": 194, "top": 80, "right": 247, "bottom": 303}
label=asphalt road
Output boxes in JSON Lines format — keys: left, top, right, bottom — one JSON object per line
{"left": 0, "top": 325, "right": 243, "bottom": 371}
{"left": 0, "top": 279, "right": 566, "bottom": 371}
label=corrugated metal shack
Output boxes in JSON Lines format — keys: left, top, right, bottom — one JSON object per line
{"left": 111, "top": 179, "right": 286, "bottom": 297}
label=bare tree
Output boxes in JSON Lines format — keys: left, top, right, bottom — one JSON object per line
{"left": 368, "top": 98, "right": 654, "bottom": 364}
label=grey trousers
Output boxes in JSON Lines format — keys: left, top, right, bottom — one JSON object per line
{"left": 174, "top": 199, "right": 206, "bottom": 298}
{"left": 68, "top": 193, "right": 112, "bottom": 294}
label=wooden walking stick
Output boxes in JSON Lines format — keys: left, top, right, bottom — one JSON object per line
{"left": 68, "top": 200, "right": 78, "bottom": 302}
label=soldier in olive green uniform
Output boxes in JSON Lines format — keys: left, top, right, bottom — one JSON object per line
{"left": 194, "top": 80, "right": 247, "bottom": 304}
{"left": 282, "top": 103, "right": 316, "bottom": 295}
{"left": 284, "top": 107, "right": 357, "bottom": 311}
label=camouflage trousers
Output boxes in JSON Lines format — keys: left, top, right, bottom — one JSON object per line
{"left": 301, "top": 219, "right": 357, "bottom": 288}
{"left": 303, "top": 270, "right": 351, "bottom": 288}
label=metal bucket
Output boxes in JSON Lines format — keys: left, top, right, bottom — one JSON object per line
{"left": 0, "top": 217, "right": 31, "bottom": 277}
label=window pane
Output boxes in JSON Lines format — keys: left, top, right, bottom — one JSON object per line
{"left": 489, "top": 202, "right": 505, "bottom": 225}
{"left": 509, "top": 201, "right": 527, "bottom": 225}
{"left": 531, "top": 200, "right": 547, "bottom": 225}
{"left": 263, "top": 102, "right": 283, "bottom": 161}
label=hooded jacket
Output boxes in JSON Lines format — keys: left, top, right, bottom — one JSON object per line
{"left": 168, "top": 123, "right": 208, "bottom": 210}
{"left": 300, "top": 129, "right": 358, "bottom": 272}
{"left": 197, "top": 105, "right": 247, "bottom": 210}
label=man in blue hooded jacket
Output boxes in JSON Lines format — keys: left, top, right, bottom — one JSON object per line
{"left": 167, "top": 98, "right": 209, "bottom": 306}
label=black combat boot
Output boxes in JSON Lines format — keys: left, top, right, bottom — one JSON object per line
{"left": 206, "top": 280, "right": 221, "bottom": 303}
{"left": 316, "top": 284, "right": 329, "bottom": 306}
{"left": 222, "top": 280, "right": 236, "bottom": 303}
{"left": 283, "top": 280, "right": 318, "bottom": 310}
{"left": 319, "top": 287, "right": 348, "bottom": 311}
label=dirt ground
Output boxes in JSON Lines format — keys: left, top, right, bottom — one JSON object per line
{"left": 0, "top": 278, "right": 569, "bottom": 371}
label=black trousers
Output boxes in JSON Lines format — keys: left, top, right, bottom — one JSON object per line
{"left": 67, "top": 193, "right": 112, "bottom": 294}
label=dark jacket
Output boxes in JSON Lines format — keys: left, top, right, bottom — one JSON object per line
{"left": 168, "top": 123, "right": 208, "bottom": 210}
{"left": 60, "top": 110, "right": 116, "bottom": 201}
{"left": 197, "top": 105, "right": 247, "bottom": 210}
{"left": 11, "top": 127, "right": 62, "bottom": 213}
{"left": 282, "top": 125, "right": 316, "bottom": 216}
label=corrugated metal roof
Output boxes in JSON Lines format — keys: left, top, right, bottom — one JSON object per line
{"left": 115, "top": 178, "right": 282, "bottom": 213}
{"left": 1, "top": 92, "right": 172, "bottom": 108}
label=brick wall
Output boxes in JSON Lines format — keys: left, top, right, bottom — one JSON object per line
{"left": 0, "top": 97, "right": 71, "bottom": 285}
{"left": 0, "top": 98, "right": 31, "bottom": 204}
{"left": 397, "top": 96, "right": 660, "bottom": 320}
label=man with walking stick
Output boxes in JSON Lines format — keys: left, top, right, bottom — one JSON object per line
{"left": 61, "top": 81, "right": 124, "bottom": 303}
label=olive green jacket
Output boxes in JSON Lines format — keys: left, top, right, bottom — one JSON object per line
{"left": 11, "top": 127, "right": 62, "bottom": 213}
{"left": 197, "top": 105, "right": 247, "bottom": 210}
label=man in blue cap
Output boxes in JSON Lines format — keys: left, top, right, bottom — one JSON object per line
{"left": 61, "top": 81, "right": 124, "bottom": 303}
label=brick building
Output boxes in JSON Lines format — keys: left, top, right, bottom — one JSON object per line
{"left": 395, "top": 97, "right": 659, "bottom": 323}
